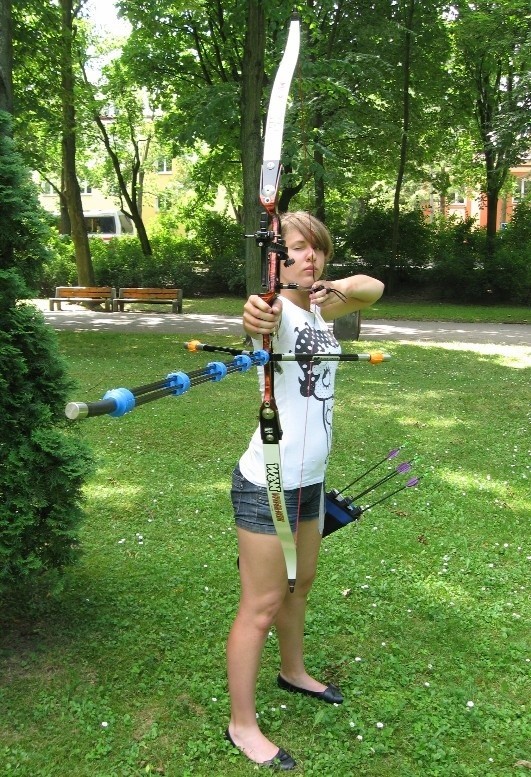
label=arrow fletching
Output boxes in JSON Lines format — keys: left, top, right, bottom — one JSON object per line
{"left": 396, "top": 462, "right": 412, "bottom": 475}
{"left": 361, "top": 476, "right": 420, "bottom": 512}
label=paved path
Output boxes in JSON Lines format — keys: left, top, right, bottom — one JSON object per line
{"left": 33, "top": 301, "right": 531, "bottom": 350}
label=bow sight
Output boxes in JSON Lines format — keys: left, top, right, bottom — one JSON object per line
{"left": 246, "top": 212, "right": 294, "bottom": 292}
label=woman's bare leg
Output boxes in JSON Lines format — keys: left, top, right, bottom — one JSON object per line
{"left": 275, "top": 519, "right": 328, "bottom": 691}
{"left": 226, "top": 527, "right": 291, "bottom": 764}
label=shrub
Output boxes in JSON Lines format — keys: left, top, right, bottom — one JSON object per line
{"left": 332, "top": 206, "right": 432, "bottom": 286}
{"left": 38, "top": 233, "right": 77, "bottom": 296}
{"left": 0, "top": 112, "right": 51, "bottom": 292}
{"left": 429, "top": 217, "right": 489, "bottom": 300}
{"left": 90, "top": 235, "right": 146, "bottom": 287}
{"left": 154, "top": 206, "right": 245, "bottom": 294}
{"left": 0, "top": 113, "right": 93, "bottom": 596}
{"left": 330, "top": 203, "right": 531, "bottom": 303}
{"left": 0, "top": 271, "right": 93, "bottom": 596}
{"left": 39, "top": 207, "right": 246, "bottom": 297}
{"left": 487, "top": 203, "right": 531, "bottom": 304}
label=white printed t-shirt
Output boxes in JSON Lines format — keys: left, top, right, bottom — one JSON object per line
{"left": 239, "top": 297, "right": 341, "bottom": 490}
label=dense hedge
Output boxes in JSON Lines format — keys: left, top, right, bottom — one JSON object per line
{"left": 39, "top": 210, "right": 246, "bottom": 297}
{"left": 38, "top": 203, "right": 531, "bottom": 305}
{"left": 0, "top": 272, "right": 93, "bottom": 596}
{"left": 1, "top": 111, "right": 93, "bottom": 597}
{"left": 330, "top": 203, "right": 531, "bottom": 304}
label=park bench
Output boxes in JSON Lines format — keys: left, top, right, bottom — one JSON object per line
{"left": 49, "top": 286, "right": 116, "bottom": 311}
{"left": 113, "top": 287, "right": 183, "bottom": 314}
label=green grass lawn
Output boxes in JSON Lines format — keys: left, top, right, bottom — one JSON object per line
{"left": 1, "top": 328, "right": 530, "bottom": 776}
{"left": 180, "top": 295, "right": 531, "bottom": 324}
{"left": 32, "top": 295, "right": 529, "bottom": 324}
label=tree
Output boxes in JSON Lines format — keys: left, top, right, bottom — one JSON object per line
{"left": 11, "top": 0, "right": 97, "bottom": 283}
{"left": 0, "top": 1, "right": 92, "bottom": 596}
{"left": 59, "top": 0, "right": 94, "bottom": 284}
{"left": 390, "top": 0, "right": 415, "bottom": 291}
{"left": 119, "top": 0, "right": 298, "bottom": 293}
{"left": 81, "top": 57, "right": 155, "bottom": 256}
{"left": 0, "top": 0, "right": 13, "bottom": 115}
{"left": 451, "top": 0, "right": 531, "bottom": 252}
{"left": 240, "top": 0, "right": 266, "bottom": 293}
{"left": 12, "top": 1, "right": 66, "bottom": 225}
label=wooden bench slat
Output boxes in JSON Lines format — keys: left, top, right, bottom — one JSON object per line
{"left": 49, "top": 287, "right": 115, "bottom": 311}
{"left": 118, "top": 288, "right": 176, "bottom": 295}
{"left": 49, "top": 286, "right": 183, "bottom": 314}
{"left": 113, "top": 287, "right": 183, "bottom": 314}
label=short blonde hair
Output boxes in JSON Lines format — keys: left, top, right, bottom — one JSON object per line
{"left": 281, "top": 211, "right": 334, "bottom": 261}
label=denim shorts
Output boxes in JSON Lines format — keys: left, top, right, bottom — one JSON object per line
{"left": 231, "top": 465, "right": 323, "bottom": 534}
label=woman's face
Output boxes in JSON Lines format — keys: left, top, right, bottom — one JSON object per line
{"left": 281, "top": 227, "right": 326, "bottom": 286}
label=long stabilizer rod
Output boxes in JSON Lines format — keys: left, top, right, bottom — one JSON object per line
{"left": 65, "top": 341, "right": 391, "bottom": 421}
{"left": 185, "top": 340, "right": 391, "bottom": 364}
{"left": 65, "top": 352, "right": 268, "bottom": 420}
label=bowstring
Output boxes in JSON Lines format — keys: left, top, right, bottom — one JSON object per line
{"left": 287, "top": 14, "right": 328, "bottom": 540}
{"left": 294, "top": 18, "right": 312, "bottom": 538}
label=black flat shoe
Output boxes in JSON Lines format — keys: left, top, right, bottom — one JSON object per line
{"left": 277, "top": 674, "right": 344, "bottom": 704}
{"left": 224, "top": 728, "right": 297, "bottom": 771}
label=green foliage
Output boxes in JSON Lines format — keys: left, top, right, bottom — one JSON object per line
{"left": 0, "top": 111, "right": 51, "bottom": 292}
{"left": 40, "top": 208, "right": 246, "bottom": 296}
{"left": 0, "top": 100, "right": 93, "bottom": 596}
{"left": 485, "top": 203, "right": 531, "bottom": 305}
{"left": 0, "top": 331, "right": 529, "bottom": 775}
{"left": 429, "top": 217, "right": 489, "bottom": 301}
{"left": 0, "top": 271, "right": 93, "bottom": 595}
{"left": 331, "top": 206, "right": 432, "bottom": 284}
{"left": 38, "top": 232, "right": 79, "bottom": 294}
{"left": 163, "top": 206, "right": 246, "bottom": 294}
{"left": 329, "top": 204, "right": 531, "bottom": 303}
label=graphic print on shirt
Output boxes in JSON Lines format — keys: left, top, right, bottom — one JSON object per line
{"left": 294, "top": 323, "right": 339, "bottom": 461}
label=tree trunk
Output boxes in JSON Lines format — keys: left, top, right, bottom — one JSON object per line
{"left": 313, "top": 108, "right": 326, "bottom": 223}
{"left": 240, "top": 0, "right": 266, "bottom": 295}
{"left": 389, "top": 0, "right": 415, "bottom": 292}
{"left": 485, "top": 189, "right": 499, "bottom": 258}
{"left": 91, "top": 111, "right": 152, "bottom": 256}
{"left": 0, "top": 0, "right": 13, "bottom": 115}
{"left": 59, "top": 169, "right": 71, "bottom": 233}
{"left": 60, "top": 0, "right": 94, "bottom": 285}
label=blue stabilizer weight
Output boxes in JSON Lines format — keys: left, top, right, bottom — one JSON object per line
{"left": 166, "top": 371, "right": 191, "bottom": 396}
{"left": 252, "top": 349, "right": 270, "bottom": 366}
{"left": 207, "top": 361, "right": 227, "bottom": 381}
{"left": 234, "top": 355, "right": 253, "bottom": 372}
{"left": 103, "top": 388, "right": 136, "bottom": 417}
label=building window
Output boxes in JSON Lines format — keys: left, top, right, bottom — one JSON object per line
{"left": 80, "top": 180, "right": 93, "bottom": 194}
{"left": 157, "top": 157, "right": 172, "bottom": 174}
{"left": 156, "top": 192, "right": 173, "bottom": 212}
{"left": 450, "top": 192, "right": 465, "bottom": 205}
{"left": 42, "top": 181, "right": 55, "bottom": 196}
{"left": 514, "top": 177, "right": 531, "bottom": 201}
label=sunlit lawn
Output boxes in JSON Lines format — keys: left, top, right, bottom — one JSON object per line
{"left": 1, "top": 328, "right": 530, "bottom": 776}
{"left": 179, "top": 295, "right": 530, "bottom": 324}
{"left": 31, "top": 294, "right": 530, "bottom": 324}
